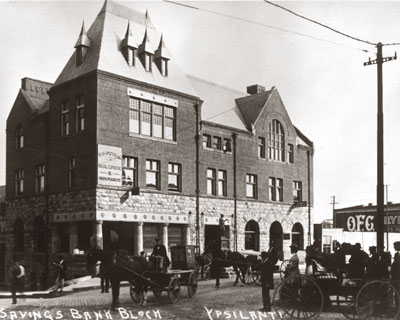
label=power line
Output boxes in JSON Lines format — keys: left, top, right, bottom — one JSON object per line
{"left": 264, "top": 1, "right": 377, "bottom": 47}
{"left": 163, "top": 0, "right": 371, "bottom": 53}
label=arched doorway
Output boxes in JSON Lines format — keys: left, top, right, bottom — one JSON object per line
{"left": 291, "top": 223, "right": 304, "bottom": 250}
{"left": 245, "top": 220, "right": 260, "bottom": 251}
{"left": 270, "top": 221, "right": 283, "bottom": 260}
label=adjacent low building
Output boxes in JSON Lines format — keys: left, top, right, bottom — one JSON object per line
{"left": 315, "top": 203, "right": 400, "bottom": 257}
{"left": 4, "top": 0, "right": 314, "bottom": 287}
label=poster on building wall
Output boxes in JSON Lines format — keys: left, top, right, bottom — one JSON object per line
{"left": 343, "top": 213, "right": 400, "bottom": 232}
{"left": 97, "top": 144, "right": 122, "bottom": 186}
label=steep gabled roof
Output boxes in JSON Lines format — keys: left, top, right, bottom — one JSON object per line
{"left": 235, "top": 89, "right": 273, "bottom": 126}
{"left": 187, "top": 75, "right": 248, "bottom": 131}
{"left": 54, "top": 0, "right": 198, "bottom": 98}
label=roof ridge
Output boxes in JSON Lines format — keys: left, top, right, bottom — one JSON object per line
{"left": 186, "top": 74, "right": 245, "bottom": 95}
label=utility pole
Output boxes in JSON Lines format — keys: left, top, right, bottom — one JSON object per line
{"left": 364, "top": 43, "right": 397, "bottom": 251}
{"left": 330, "top": 196, "right": 338, "bottom": 219}
{"left": 386, "top": 184, "right": 390, "bottom": 250}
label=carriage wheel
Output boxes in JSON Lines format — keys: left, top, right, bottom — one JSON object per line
{"left": 244, "top": 267, "right": 255, "bottom": 285}
{"left": 168, "top": 277, "right": 180, "bottom": 304}
{"left": 188, "top": 271, "right": 198, "bottom": 298}
{"left": 129, "top": 283, "right": 143, "bottom": 304}
{"left": 356, "top": 280, "right": 400, "bottom": 319}
{"left": 280, "top": 259, "right": 291, "bottom": 280}
{"left": 153, "top": 289, "right": 163, "bottom": 298}
{"left": 273, "top": 274, "right": 324, "bottom": 319}
{"left": 338, "top": 295, "right": 358, "bottom": 320}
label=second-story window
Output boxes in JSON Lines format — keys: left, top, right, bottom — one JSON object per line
{"left": 168, "top": 163, "right": 181, "bottom": 192}
{"left": 15, "top": 124, "right": 24, "bottom": 150}
{"left": 129, "top": 97, "right": 176, "bottom": 141}
{"left": 76, "top": 94, "right": 85, "bottom": 132}
{"left": 15, "top": 169, "right": 24, "bottom": 196}
{"left": 246, "top": 174, "right": 257, "bottom": 199}
{"left": 277, "top": 178, "right": 283, "bottom": 202}
{"left": 287, "top": 144, "right": 294, "bottom": 164}
{"left": 68, "top": 158, "right": 76, "bottom": 188}
{"left": 213, "top": 137, "right": 222, "bottom": 150}
{"left": 207, "top": 169, "right": 216, "bottom": 195}
{"left": 203, "top": 134, "right": 211, "bottom": 148}
{"left": 122, "top": 156, "right": 137, "bottom": 187}
{"left": 269, "top": 177, "right": 276, "bottom": 201}
{"left": 293, "top": 181, "right": 302, "bottom": 203}
{"left": 146, "top": 159, "right": 160, "bottom": 190}
{"left": 61, "top": 100, "right": 70, "bottom": 136}
{"left": 258, "top": 137, "right": 265, "bottom": 158}
{"left": 217, "top": 170, "right": 227, "bottom": 197}
{"left": 268, "top": 119, "right": 284, "bottom": 162}
{"left": 35, "top": 164, "right": 45, "bottom": 193}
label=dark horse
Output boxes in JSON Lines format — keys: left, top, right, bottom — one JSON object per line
{"left": 86, "top": 248, "right": 149, "bottom": 309}
{"left": 205, "top": 244, "right": 248, "bottom": 288}
{"left": 195, "top": 251, "right": 212, "bottom": 280}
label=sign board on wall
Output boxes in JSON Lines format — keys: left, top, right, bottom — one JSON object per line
{"left": 97, "top": 144, "right": 122, "bottom": 186}
{"left": 344, "top": 214, "right": 400, "bottom": 232}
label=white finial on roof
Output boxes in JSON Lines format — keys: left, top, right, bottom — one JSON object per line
{"left": 74, "top": 21, "right": 91, "bottom": 48}
{"left": 121, "top": 21, "right": 138, "bottom": 49}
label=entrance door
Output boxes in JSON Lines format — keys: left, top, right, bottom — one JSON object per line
{"left": 270, "top": 221, "right": 283, "bottom": 260}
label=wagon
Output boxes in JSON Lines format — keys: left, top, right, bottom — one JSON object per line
{"left": 272, "top": 259, "right": 400, "bottom": 319}
{"left": 129, "top": 245, "right": 199, "bottom": 304}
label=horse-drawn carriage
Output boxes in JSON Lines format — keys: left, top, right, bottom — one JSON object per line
{"left": 129, "top": 245, "right": 199, "bottom": 304}
{"left": 272, "top": 250, "right": 400, "bottom": 319}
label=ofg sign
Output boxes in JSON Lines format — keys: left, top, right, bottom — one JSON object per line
{"left": 345, "top": 214, "right": 400, "bottom": 232}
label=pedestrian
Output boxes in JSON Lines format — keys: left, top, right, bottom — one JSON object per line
{"left": 286, "top": 243, "right": 300, "bottom": 277}
{"left": 260, "top": 245, "right": 278, "bottom": 312}
{"left": 52, "top": 255, "right": 67, "bottom": 294}
{"left": 10, "top": 261, "right": 24, "bottom": 304}
{"left": 151, "top": 237, "right": 169, "bottom": 272}
{"left": 366, "top": 246, "right": 378, "bottom": 278}
{"left": 391, "top": 241, "right": 400, "bottom": 305}
{"left": 99, "top": 261, "right": 109, "bottom": 293}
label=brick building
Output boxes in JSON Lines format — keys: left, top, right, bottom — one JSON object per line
{"left": 4, "top": 0, "right": 314, "bottom": 287}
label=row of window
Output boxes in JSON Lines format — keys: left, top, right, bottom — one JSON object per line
{"left": 124, "top": 48, "right": 169, "bottom": 76}
{"left": 203, "top": 120, "right": 294, "bottom": 163}
{"left": 129, "top": 97, "right": 176, "bottom": 141}
{"left": 14, "top": 159, "right": 75, "bottom": 196}
{"left": 61, "top": 94, "right": 85, "bottom": 136}
{"left": 202, "top": 134, "right": 231, "bottom": 152}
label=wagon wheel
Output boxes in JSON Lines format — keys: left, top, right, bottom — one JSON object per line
{"left": 188, "top": 271, "right": 198, "bottom": 298}
{"left": 338, "top": 295, "right": 358, "bottom": 320}
{"left": 280, "top": 259, "right": 291, "bottom": 280}
{"left": 168, "top": 277, "right": 180, "bottom": 304}
{"left": 273, "top": 274, "right": 324, "bottom": 319}
{"left": 356, "top": 280, "right": 400, "bottom": 319}
{"left": 244, "top": 267, "right": 255, "bottom": 285}
{"left": 129, "top": 283, "right": 143, "bottom": 304}
{"left": 153, "top": 289, "right": 163, "bottom": 298}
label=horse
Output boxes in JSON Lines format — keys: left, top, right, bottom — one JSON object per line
{"left": 86, "top": 248, "right": 149, "bottom": 310}
{"left": 205, "top": 245, "right": 248, "bottom": 288}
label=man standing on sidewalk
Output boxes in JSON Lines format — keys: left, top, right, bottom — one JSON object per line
{"left": 10, "top": 260, "right": 24, "bottom": 304}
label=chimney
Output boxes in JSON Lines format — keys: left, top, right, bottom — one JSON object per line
{"left": 247, "top": 84, "right": 265, "bottom": 95}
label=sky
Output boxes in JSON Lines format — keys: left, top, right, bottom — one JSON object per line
{"left": 1, "top": 1, "right": 400, "bottom": 223}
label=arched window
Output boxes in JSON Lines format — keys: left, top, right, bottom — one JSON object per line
{"left": 15, "top": 124, "right": 24, "bottom": 149}
{"left": 268, "top": 120, "right": 284, "bottom": 161}
{"left": 34, "top": 216, "right": 46, "bottom": 252}
{"left": 245, "top": 220, "right": 260, "bottom": 251}
{"left": 270, "top": 221, "right": 283, "bottom": 260}
{"left": 14, "top": 218, "right": 24, "bottom": 251}
{"left": 291, "top": 223, "right": 304, "bottom": 250}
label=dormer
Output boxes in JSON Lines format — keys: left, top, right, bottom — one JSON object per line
{"left": 74, "top": 22, "right": 91, "bottom": 67}
{"left": 154, "top": 34, "right": 170, "bottom": 76}
{"left": 138, "top": 29, "right": 154, "bottom": 72}
{"left": 121, "top": 21, "right": 138, "bottom": 66}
